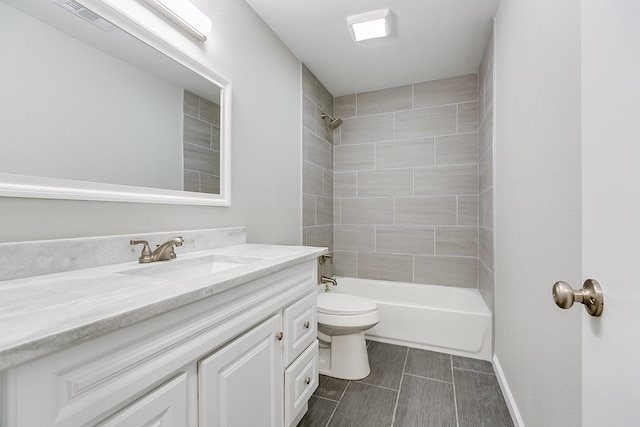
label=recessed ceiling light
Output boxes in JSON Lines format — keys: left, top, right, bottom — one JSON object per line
{"left": 347, "top": 9, "right": 392, "bottom": 42}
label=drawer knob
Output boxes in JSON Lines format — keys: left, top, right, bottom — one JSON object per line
{"left": 303, "top": 321, "right": 310, "bottom": 329}
{"left": 276, "top": 332, "right": 284, "bottom": 341}
{"left": 305, "top": 377, "right": 311, "bottom": 385}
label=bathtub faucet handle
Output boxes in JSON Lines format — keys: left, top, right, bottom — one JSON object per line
{"left": 319, "top": 254, "right": 333, "bottom": 265}
{"left": 321, "top": 276, "right": 338, "bottom": 292}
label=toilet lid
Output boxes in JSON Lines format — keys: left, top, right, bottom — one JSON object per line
{"left": 317, "top": 293, "right": 377, "bottom": 315}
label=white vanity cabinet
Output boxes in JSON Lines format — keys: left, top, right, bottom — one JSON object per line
{"left": 1, "top": 260, "right": 319, "bottom": 427}
{"left": 199, "top": 286, "right": 318, "bottom": 427}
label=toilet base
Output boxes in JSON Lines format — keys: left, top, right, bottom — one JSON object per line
{"left": 318, "top": 332, "right": 370, "bottom": 380}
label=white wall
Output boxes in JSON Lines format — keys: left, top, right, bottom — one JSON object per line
{"left": 0, "top": 0, "right": 303, "bottom": 245}
{"left": 494, "top": 0, "right": 582, "bottom": 425}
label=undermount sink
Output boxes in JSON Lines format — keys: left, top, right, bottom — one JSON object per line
{"left": 120, "top": 255, "right": 260, "bottom": 283}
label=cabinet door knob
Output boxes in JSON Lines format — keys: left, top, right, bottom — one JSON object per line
{"left": 276, "top": 332, "right": 284, "bottom": 341}
{"left": 303, "top": 321, "right": 310, "bottom": 329}
{"left": 305, "top": 377, "right": 311, "bottom": 385}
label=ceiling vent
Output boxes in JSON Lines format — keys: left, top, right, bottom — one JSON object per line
{"left": 54, "top": 0, "right": 115, "bottom": 32}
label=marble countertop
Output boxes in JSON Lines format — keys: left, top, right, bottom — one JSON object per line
{"left": 0, "top": 244, "right": 327, "bottom": 371}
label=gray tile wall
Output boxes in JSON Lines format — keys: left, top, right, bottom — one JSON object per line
{"left": 183, "top": 90, "right": 220, "bottom": 194}
{"left": 478, "top": 26, "right": 495, "bottom": 311}
{"left": 302, "top": 65, "right": 334, "bottom": 253}
{"left": 333, "top": 74, "right": 480, "bottom": 287}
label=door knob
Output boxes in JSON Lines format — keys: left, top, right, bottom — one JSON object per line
{"left": 552, "top": 279, "right": 604, "bottom": 317}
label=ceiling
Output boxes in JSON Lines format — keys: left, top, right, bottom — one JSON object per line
{"left": 244, "top": 0, "right": 499, "bottom": 97}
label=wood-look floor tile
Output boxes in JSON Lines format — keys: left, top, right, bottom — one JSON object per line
{"left": 359, "top": 341, "right": 407, "bottom": 390}
{"left": 454, "top": 369, "right": 514, "bottom": 427}
{"left": 394, "top": 374, "right": 456, "bottom": 427}
{"left": 297, "top": 396, "right": 337, "bottom": 427}
{"left": 405, "top": 348, "right": 453, "bottom": 382}
{"left": 314, "top": 375, "right": 349, "bottom": 401}
{"left": 329, "top": 382, "right": 397, "bottom": 427}
{"left": 301, "top": 343, "right": 514, "bottom": 427}
{"left": 452, "top": 355, "right": 495, "bottom": 374}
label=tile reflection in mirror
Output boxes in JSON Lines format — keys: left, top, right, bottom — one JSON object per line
{"left": 183, "top": 90, "right": 221, "bottom": 194}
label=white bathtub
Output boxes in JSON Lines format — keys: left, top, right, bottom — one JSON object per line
{"left": 329, "top": 277, "right": 492, "bottom": 361}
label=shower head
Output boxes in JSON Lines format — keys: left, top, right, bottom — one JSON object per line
{"left": 321, "top": 113, "right": 343, "bottom": 130}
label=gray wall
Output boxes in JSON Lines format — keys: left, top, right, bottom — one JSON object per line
{"left": 0, "top": 3, "right": 182, "bottom": 191}
{"left": 332, "top": 75, "right": 480, "bottom": 287}
{"left": 0, "top": 0, "right": 303, "bottom": 246}
{"left": 301, "top": 65, "right": 334, "bottom": 253}
{"left": 494, "top": 0, "right": 582, "bottom": 425}
{"left": 478, "top": 27, "right": 495, "bottom": 312}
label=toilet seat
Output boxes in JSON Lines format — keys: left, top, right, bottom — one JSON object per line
{"left": 317, "top": 293, "right": 377, "bottom": 316}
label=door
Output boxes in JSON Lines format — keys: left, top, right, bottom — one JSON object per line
{"left": 581, "top": 0, "right": 640, "bottom": 424}
{"left": 198, "top": 314, "right": 283, "bottom": 427}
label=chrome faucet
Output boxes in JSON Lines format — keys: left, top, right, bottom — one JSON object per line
{"left": 130, "top": 236, "right": 184, "bottom": 263}
{"left": 321, "top": 276, "right": 338, "bottom": 292}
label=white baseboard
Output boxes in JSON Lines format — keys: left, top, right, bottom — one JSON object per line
{"left": 492, "top": 354, "right": 526, "bottom": 427}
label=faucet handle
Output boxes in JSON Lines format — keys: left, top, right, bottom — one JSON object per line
{"left": 319, "top": 254, "right": 333, "bottom": 265}
{"left": 130, "top": 240, "right": 153, "bottom": 263}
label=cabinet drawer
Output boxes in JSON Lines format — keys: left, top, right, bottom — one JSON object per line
{"left": 96, "top": 372, "right": 188, "bottom": 426}
{"left": 283, "top": 291, "right": 317, "bottom": 365}
{"left": 284, "top": 340, "right": 318, "bottom": 426}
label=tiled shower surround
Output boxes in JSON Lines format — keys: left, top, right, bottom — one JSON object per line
{"left": 183, "top": 90, "right": 221, "bottom": 194}
{"left": 332, "top": 74, "right": 480, "bottom": 287}
{"left": 301, "top": 56, "right": 495, "bottom": 304}
{"left": 302, "top": 65, "right": 335, "bottom": 254}
{"left": 479, "top": 27, "right": 495, "bottom": 310}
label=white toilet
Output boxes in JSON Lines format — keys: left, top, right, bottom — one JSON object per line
{"left": 317, "top": 292, "right": 380, "bottom": 380}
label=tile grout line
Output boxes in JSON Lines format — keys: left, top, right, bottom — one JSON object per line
{"left": 451, "top": 355, "right": 460, "bottom": 427}
{"left": 314, "top": 395, "right": 341, "bottom": 403}
{"left": 325, "top": 380, "right": 351, "bottom": 427}
{"left": 402, "top": 372, "right": 453, "bottom": 385}
{"left": 390, "top": 346, "right": 409, "bottom": 427}
{"left": 354, "top": 380, "right": 402, "bottom": 393}
{"left": 335, "top": 132, "right": 478, "bottom": 149}
{"left": 453, "top": 366, "right": 497, "bottom": 376}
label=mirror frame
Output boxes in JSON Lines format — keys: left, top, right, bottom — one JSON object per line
{"left": 0, "top": 0, "right": 231, "bottom": 206}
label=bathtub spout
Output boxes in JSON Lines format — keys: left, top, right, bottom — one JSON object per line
{"left": 321, "top": 276, "right": 338, "bottom": 292}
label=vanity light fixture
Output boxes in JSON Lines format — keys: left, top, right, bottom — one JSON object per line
{"left": 347, "top": 9, "right": 392, "bottom": 42}
{"left": 142, "top": 0, "right": 212, "bottom": 41}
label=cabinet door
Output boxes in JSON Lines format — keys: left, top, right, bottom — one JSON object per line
{"left": 95, "top": 372, "right": 188, "bottom": 426}
{"left": 199, "top": 314, "right": 283, "bottom": 427}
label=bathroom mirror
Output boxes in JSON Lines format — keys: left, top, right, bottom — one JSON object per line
{"left": 0, "top": 0, "right": 231, "bottom": 206}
